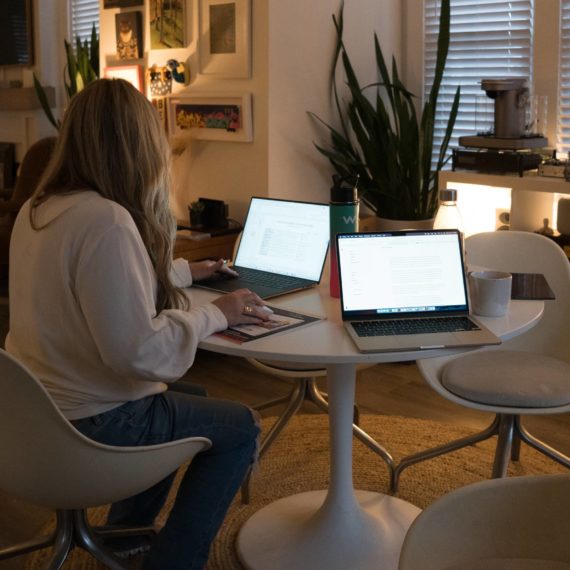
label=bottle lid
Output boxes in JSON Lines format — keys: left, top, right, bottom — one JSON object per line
{"left": 331, "top": 174, "right": 359, "bottom": 203}
{"left": 331, "top": 185, "right": 358, "bottom": 203}
{"left": 439, "top": 188, "right": 457, "bottom": 202}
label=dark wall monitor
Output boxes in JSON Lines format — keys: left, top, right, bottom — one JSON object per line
{"left": 0, "top": 0, "right": 34, "bottom": 67}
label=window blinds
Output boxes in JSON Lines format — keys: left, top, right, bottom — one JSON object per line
{"left": 558, "top": 2, "right": 570, "bottom": 152}
{"left": 69, "top": 0, "right": 99, "bottom": 42}
{"left": 424, "top": 0, "right": 533, "bottom": 159}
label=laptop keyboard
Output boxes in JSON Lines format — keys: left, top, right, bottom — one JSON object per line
{"left": 352, "top": 316, "right": 480, "bottom": 337}
{"left": 234, "top": 267, "right": 309, "bottom": 289}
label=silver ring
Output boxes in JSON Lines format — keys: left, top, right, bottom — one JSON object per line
{"left": 244, "top": 305, "right": 253, "bottom": 314}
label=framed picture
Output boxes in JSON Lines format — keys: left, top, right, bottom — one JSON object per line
{"left": 168, "top": 93, "right": 253, "bottom": 142}
{"left": 149, "top": 0, "right": 186, "bottom": 50}
{"left": 104, "top": 65, "right": 144, "bottom": 93}
{"left": 104, "top": 0, "right": 143, "bottom": 8}
{"left": 115, "top": 11, "right": 143, "bottom": 60}
{"left": 199, "top": 0, "right": 251, "bottom": 78}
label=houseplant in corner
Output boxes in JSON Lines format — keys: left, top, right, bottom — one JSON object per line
{"left": 311, "top": 0, "right": 460, "bottom": 226}
{"left": 34, "top": 24, "right": 99, "bottom": 130}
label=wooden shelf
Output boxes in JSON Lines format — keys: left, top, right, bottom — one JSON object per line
{"left": 174, "top": 232, "right": 239, "bottom": 262}
{"left": 440, "top": 170, "right": 570, "bottom": 195}
{"left": 0, "top": 87, "right": 55, "bottom": 112}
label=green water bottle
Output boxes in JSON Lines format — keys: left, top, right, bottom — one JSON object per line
{"left": 329, "top": 175, "right": 360, "bottom": 298}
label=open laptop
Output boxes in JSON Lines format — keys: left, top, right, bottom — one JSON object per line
{"left": 337, "top": 229, "right": 502, "bottom": 353}
{"left": 195, "top": 197, "right": 330, "bottom": 299}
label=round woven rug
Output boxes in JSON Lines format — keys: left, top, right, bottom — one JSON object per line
{"left": 25, "top": 414, "right": 567, "bottom": 569}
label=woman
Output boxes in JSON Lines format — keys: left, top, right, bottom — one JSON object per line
{"left": 6, "top": 78, "right": 268, "bottom": 569}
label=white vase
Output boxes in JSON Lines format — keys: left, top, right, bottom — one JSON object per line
{"left": 360, "top": 215, "right": 434, "bottom": 232}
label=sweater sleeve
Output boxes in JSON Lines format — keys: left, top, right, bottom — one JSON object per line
{"left": 170, "top": 257, "right": 193, "bottom": 287}
{"left": 74, "top": 224, "right": 227, "bottom": 382}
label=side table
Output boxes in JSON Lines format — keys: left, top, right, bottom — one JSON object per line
{"left": 174, "top": 230, "right": 240, "bottom": 262}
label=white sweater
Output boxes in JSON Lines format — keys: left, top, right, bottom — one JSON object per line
{"left": 6, "top": 192, "right": 227, "bottom": 420}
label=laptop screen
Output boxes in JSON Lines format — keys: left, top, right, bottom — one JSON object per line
{"left": 337, "top": 230, "right": 469, "bottom": 319}
{"left": 234, "top": 197, "right": 330, "bottom": 281}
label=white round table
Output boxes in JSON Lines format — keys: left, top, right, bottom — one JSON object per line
{"left": 190, "top": 284, "right": 543, "bottom": 570}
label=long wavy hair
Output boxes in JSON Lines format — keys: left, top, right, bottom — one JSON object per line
{"left": 30, "top": 78, "right": 188, "bottom": 312}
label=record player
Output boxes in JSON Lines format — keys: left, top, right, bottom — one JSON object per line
{"left": 452, "top": 78, "right": 547, "bottom": 177}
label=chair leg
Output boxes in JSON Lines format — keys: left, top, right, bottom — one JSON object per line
{"left": 241, "top": 379, "right": 307, "bottom": 504}
{"left": 511, "top": 430, "right": 522, "bottom": 461}
{"left": 391, "top": 415, "right": 501, "bottom": 494}
{"left": 515, "top": 416, "right": 570, "bottom": 469}
{"left": 45, "top": 510, "right": 75, "bottom": 570}
{"left": 73, "top": 510, "right": 127, "bottom": 570}
{"left": 0, "top": 532, "right": 55, "bottom": 561}
{"left": 306, "top": 377, "right": 360, "bottom": 426}
{"left": 491, "top": 415, "right": 515, "bottom": 478}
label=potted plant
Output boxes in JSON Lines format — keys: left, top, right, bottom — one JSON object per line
{"left": 34, "top": 24, "right": 99, "bottom": 130}
{"left": 311, "top": 0, "right": 460, "bottom": 224}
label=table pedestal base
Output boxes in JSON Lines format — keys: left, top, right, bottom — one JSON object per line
{"left": 236, "top": 489, "right": 421, "bottom": 570}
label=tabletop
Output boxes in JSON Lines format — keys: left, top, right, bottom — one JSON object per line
{"left": 189, "top": 283, "right": 544, "bottom": 364}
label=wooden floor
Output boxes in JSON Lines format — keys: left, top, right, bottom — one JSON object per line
{"left": 1, "top": 304, "right": 569, "bottom": 568}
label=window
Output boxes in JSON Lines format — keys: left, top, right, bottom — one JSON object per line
{"left": 424, "top": 0, "right": 533, "bottom": 159}
{"left": 558, "top": 1, "right": 570, "bottom": 152}
{"left": 69, "top": 0, "right": 99, "bottom": 42}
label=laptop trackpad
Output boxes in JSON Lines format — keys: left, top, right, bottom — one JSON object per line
{"left": 395, "top": 333, "right": 452, "bottom": 349}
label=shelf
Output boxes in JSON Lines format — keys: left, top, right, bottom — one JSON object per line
{"left": 0, "top": 87, "right": 55, "bottom": 112}
{"left": 440, "top": 170, "right": 570, "bottom": 195}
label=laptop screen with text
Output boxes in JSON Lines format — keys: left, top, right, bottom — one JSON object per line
{"left": 234, "top": 197, "right": 330, "bottom": 281}
{"left": 338, "top": 230, "right": 469, "bottom": 320}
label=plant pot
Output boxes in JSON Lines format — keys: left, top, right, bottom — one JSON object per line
{"left": 360, "top": 215, "right": 434, "bottom": 232}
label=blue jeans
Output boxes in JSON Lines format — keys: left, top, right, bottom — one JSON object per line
{"left": 71, "top": 382, "right": 260, "bottom": 570}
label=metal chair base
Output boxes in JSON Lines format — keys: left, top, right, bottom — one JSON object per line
{"left": 0, "top": 508, "right": 156, "bottom": 570}
{"left": 241, "top": 376, "right": 395, "bottom": 503}
{"left": 392, "top": 413, "right": 570, "bottom": 494}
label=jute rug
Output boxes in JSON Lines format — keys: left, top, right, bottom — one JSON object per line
{"left": 25, "top": 414, "right": 567, "bottom": 569}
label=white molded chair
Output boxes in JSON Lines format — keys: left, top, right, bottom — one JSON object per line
{"left": 398, "top": 474, "right": 570, "bottom": 570}
{"left": 0, "top": 348, "right": 212, "bottom": 569}
{"left": 393, "top": 231, "right": 570, "bottom": 492}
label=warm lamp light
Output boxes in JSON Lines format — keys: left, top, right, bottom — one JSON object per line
{"left": 445, "top": 182, "right": 511, "bottom": 237}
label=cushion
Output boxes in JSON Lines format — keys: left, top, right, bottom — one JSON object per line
{"left": 442, "top": 350, "right": 570, "bottom": 408}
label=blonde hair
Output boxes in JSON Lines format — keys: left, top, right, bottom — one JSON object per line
{"left": 31, "top": 78, "right": 188, "bottom": 312}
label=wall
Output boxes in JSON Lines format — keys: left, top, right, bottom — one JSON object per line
{"left": 267, "top": 0, "right": 399, "bottom": 209}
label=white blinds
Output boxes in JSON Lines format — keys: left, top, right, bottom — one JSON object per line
{"left": 424, "top": 0, "right": 533, "bottom": 158}
{"left": 69, "top": 0, "right": 99, "bottom": 42}
{"left": 558, "top": 2, "right": 570, "bottom": 152}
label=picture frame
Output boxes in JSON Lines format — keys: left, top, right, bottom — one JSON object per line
{"left": 115, "top": 11, "right": 143, "bottom": 60}
{"left": 149, "top": 0, "right": 187, "bottom": 50}
{"left": 104, "top": 0, "right": 143, "bottom": 8}
{"left": 198, "top": 0, "right": 251, "bottom": 78}
{"left": 104, "top": 65, "right": 144, "bottom": 93}
{"left": 168, "top": 93, "right": 253, "bottom": 142}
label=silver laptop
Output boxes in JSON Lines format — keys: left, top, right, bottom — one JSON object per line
{"left": 195, "top": 197, "right": 330, "bottom": 299}
{"left": 337, "top": 229, "right": 501, "bottom": 353}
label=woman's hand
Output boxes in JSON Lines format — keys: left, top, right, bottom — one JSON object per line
{"left": 212, "top": 288, "right": 273, "bottom": 326}
{"left": 189, "top": 259, "right": 238, "bottom": 282}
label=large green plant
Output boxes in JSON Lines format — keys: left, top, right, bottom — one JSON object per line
{"left": 34, "top": 24, "right": 99, "bottom": 130}
{"left": 311, "top": 0, "right": 460, "bottom": 220}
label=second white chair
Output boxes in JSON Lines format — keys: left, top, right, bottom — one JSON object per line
{"left": 392, "top": 231, "right": 570, "bottom": 492}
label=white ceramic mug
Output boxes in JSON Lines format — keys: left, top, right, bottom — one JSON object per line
{"left": 469, "top": 270, "right": 512, "bottom": 318}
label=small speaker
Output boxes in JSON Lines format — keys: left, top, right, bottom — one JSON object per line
{"left": 557, "top": 198, "right": 570, "bottom": 236}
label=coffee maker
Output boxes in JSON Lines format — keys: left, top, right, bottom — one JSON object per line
{"left": 453, "top": 77, "right": 548, "bottom": 175}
